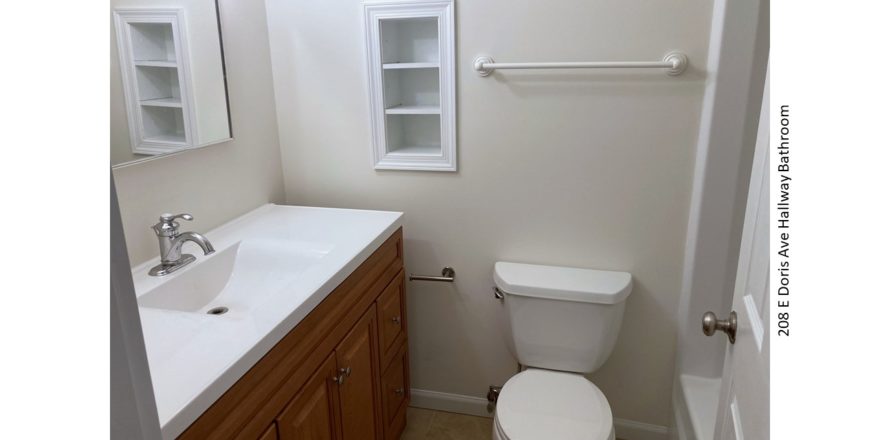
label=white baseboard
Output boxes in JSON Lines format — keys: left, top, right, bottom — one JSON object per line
{"left": 410, "top": 388, "right": 668, "bottom": 440}
{"left": 410, "top": 388, "right": 493, "bottom": 418}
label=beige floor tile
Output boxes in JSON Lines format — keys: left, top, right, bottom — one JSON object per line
{"left": 400, "top": 407, "right": 623, "bottom": 440}
{"left": 401, "top": 407, "right": 436, "bottom": 439}
{"left": 400, "top": 407, "right": 493, "bottom": 440}
{"left": 400, "top": 406, "right": 622, "bottom": 439}
{"left": 424, "top": 409, "right": 493, "bottom": 440}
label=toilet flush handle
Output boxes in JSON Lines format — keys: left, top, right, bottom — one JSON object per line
{"left": 702, "top": 311, "right": 737, "bottom": 344}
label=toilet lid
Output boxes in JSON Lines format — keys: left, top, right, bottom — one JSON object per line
{"left": 496, "top": 369, "right": 613, "bottom": 440}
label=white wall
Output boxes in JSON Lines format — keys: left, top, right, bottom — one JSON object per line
{"left": 114, "top": 0, "right": 285, "bottom": 266}
{"left": 265, "top": 0, "right": 712, "bottom": 427}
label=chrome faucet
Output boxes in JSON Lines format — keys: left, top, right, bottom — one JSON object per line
{"left": 148, "top": 213, "right": 215, "bottom": 276}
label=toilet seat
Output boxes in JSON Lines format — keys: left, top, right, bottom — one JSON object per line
{"left": 493, "top": 369, "right": 614, "bottom": 440}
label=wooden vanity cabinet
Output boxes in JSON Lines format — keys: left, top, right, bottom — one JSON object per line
{"left": 258, "top": 424, "right": 277, "bottom": 440}
{"left": 276, "top": 353, "right": 342, "bottom": 440}
{"left": 380, "top": 345, "right": 410, "bottom": 440}
{"left": 377, "top": 273, "right": 407, "bottom": 371}
{"left": 332, "top": 304, "right": 382, "bottom": 440}
{"left": 179, "top": 229, "right": 409, "bottom": 440}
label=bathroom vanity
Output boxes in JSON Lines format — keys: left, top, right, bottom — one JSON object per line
{"left": 131, "top": 205, "right": 407, "bottom": 439}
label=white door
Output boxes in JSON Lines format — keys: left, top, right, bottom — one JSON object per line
{"left": 710, "top": 73, "right": 771, "bottom": 440}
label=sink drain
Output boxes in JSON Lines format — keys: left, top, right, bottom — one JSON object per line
{"left": 207, "top": 306, "right": 229, "bottom": 315}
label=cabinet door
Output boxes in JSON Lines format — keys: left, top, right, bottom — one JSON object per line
{"left": 377, "top": 272, "right": 406, "bottom": 370}
{"left": 336, "top": 305, "right": 383, "bottom": 440}
{"left": 381, "top": 346, "right": 410, "bottom": 440}
{"left": 258, "top": 423, "right": 278, "bottom": 440}
{"left": 277, "top": 353, "right": 342, "bottom": 440}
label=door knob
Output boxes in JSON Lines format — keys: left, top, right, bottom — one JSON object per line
{"left": 702, "top": 311, "right": 737, "bottom": 344}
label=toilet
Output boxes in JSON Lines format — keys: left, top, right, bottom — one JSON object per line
{"left": 492, "top": 262, "right": 633, "bottom": 440}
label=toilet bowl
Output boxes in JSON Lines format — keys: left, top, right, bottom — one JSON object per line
{"left": 492, "top": 369, "right": 614, "bottom": 440}
{"left": 492, "top": 262, "right": 631, "bottom": 440}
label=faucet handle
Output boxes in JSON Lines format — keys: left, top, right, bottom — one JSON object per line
{"left": 160, "top": 213, "right": 193, "bottom": 223}
{"left": 152, "top": 213, "right": 193, "bottom": 236}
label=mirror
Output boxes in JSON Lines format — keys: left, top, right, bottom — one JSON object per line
{"left": 111, "top": 0, "right": 231, "bottom": 167}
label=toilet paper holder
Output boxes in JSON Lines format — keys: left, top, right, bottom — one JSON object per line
{"left": 409, "top": 266, "right": 456, "bottom": 283}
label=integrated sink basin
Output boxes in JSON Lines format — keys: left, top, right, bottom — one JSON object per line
{"left": 129, "top": 204, "right": 403, "bottom": 439}
{"left": 137, "top": 239, "right": 331, "bottom": 315}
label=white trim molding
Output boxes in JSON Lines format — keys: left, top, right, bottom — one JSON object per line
{"left": 411, "top": 388, "right": 669, "bottom": 440}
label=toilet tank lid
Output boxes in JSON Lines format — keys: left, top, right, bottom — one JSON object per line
{"left": 494, "top": 262, "right": 632, "bottom": 304}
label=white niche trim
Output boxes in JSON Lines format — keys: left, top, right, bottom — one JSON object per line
{"left": 114, "top": 8, "right": 198, "bottom": 155}
{"left": 364, "top": 0, "right": 457, "bottom": 171}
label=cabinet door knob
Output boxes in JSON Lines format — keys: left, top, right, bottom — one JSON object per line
{"left": 391, "top": 316, "right": 402, "bottom": 325}
{"left": 394, "top": 388, "right": 405, "bottom": 395}
{"left": 333, "top": 367, "right": 352, "bottom": 385}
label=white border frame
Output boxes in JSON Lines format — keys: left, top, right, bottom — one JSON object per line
{"left": 113, "top": 8, "right": 198, "bottom": 155}
{"left": 363, "top": 0, "right": 457, "bottom": 172}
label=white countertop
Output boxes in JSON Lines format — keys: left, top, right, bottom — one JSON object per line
{"left": 131, "top": 204, "right": 403, "bottom": 439}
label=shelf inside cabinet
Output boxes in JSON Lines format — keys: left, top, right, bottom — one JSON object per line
{"left": 143, "top": 133, "right": 187, "bottom": 144}
{"left": 385, "top": 105, "right": 440, "bottom": 115}
{"left": 141, "top": 106, "right": 186, "bottom": 144}
{"left": 382, "top": 62, "right": 438, "bottom": 70}
{"left": 386, "top": 144, "right": 442, "bottom": 156}
{"left": 385, "top": 114, "right": 440, "bottom": 156}
{"left": 383, "top": 68, "right": 439, "bottom": 109}
{"left": 135, "top": 65, "right": 181, "bottom": 102}
{"left": 140, "top": 97, "right": 183, "bottom": 108}
{"left": 380, "top": 17, "right": 439, "bottom": 64}
{"left": 129, "top": 22, "right": 177, "bottom": 65}
{"left": 134, "top": 60, "right": 177, "bottom": 68}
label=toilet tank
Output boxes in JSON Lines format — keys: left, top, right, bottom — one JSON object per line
{"left": 494, "top": 262, "right": 633, "bottom": 374}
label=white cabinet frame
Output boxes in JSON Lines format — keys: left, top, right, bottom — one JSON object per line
{"left": 114, "top": 8, "right": 198, "bottom": 155}
{"left": 364, "top": 0, "right": 457, "bottom": 171}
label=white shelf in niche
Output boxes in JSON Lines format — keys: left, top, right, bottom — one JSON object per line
{"left": 385, "top": 105, "right": 440, "bottom": 115}
{"left": 388, "top": 145, "right": 442, "bottom": 156}
{"left": 134, "top": 60, "right": 177, "bottom": 68}
{"left": 364, "top": 0, "right": 456, "bottom": 171}
{"left": 143, "top": 133, "right": 187, "bottom": 144}
{"left": 385, "top": 113, "right": 441, "bottom": 157}
{"left": 141, "top": 106, "right": 187, "bottom": 144}
{"left": 382, "top": 62, "right": 439, "bottom": 70}
{"left": 129, "top": 21, "right": 176, "bottom": 56}
{"left": 380, "top": 17, "right": 439, "bottom": 64}
{"left": 140, "top": 97, "right": 183, "bottom": 108}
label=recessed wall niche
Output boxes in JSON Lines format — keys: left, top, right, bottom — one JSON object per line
{"left": 364, "top": 0, "right": 456, "bottom": 171}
